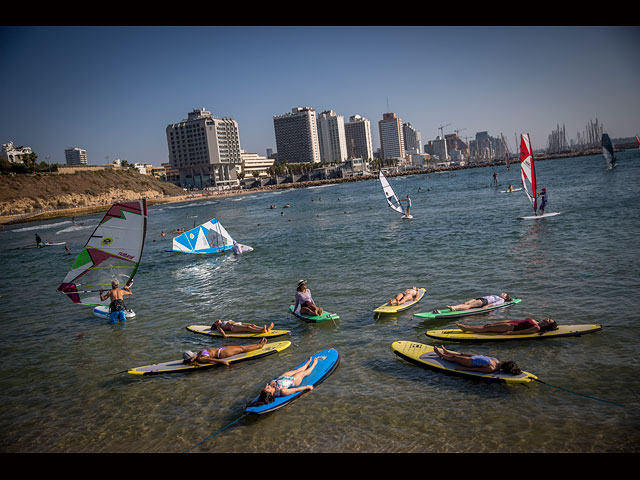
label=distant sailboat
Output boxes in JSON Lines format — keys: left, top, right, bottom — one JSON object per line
{"left": 518, "top": 134, "right": 560, "bottom": 220}
{"left": 601, "top": 133, "right": 617, "bottom": 169}
{"left": 379, "top": 171, "right": 412, "bottom": 219}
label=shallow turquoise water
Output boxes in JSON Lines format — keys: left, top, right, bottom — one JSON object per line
{"left": 1, "top": 151, "right": 639, "bottom": 452}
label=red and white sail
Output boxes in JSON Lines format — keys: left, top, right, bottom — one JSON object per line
{"left": 520, "top": 133, "right": 537, "bottom": 213}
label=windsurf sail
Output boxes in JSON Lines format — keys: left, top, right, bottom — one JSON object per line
{"left": 58, "top": 199, "right": 147, "bottom": 305}
{"left": 520, "top": 133, "right": 537, "bottom": 214}
{"left": 635, "top": 135, "right": 639, "bottom": 148}
{"left": 602, "top": 133, "right": 616, "bottom": 167}
{"left": 172, "top": 218, "right": 234, "bottom": 254}
{"left": 378, "top": 171, "right": 405, "bottom": 215}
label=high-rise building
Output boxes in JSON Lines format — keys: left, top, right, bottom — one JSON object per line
{"left": 273, "top": 107, "right": 321, "bottom": 163}
{"left": 344, "top": 115, "right": 373, "bottom": 160}
{"left": 378, "top": 113, "right": 404, "bottom": 159}
{"left": 65, "top": 147, "right": 88, "bottom": 165}
{"left": 402, "top": 123, "right": 422, "bottom": 155}
{"left": 166, "top": 108, "right": 242, "bottom": 188}
{"left": 317, "top": 110, "right": 348, "bottom": 163}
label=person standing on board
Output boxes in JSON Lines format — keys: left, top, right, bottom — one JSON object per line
{"left": 492, "top": 171, "right": 498, "bottom": 187}
{"left": 405, "top": 195, "right": 412, "bottom": 217}
{"left": 35, "top": 233, "right": 44, "bottom": 247}
{"left": 538, "top": 188, "right": 548, "bottom": 216}
{"left": 100, "top": 280, "right": 132, "bottom": 324}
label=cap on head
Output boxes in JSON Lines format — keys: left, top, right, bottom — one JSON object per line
{"left": 182, "top": 350, "right": 196, "bottom": 361}
{"left": 297, "top": 279, "right": 306, "bottom": 288}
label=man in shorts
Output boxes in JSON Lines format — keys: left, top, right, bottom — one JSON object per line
{"left": 99, "top": 280, "right": 132, "bottom": 324}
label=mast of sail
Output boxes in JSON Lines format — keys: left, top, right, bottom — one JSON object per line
{"left": 520, "top": 133, "right": 537, "bottom": 213}
{"left": 378, "top": 171, "right": 405, "bottom": 215}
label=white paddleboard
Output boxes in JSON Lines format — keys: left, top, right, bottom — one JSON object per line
{"left": 500, "top": 188, "right": 522, "bottom": 193}
{"left": 519, "top": 212, "right": 561, "bottom": 220}
{"left": 93, "top": 305, "right": 136, "bottom": 319}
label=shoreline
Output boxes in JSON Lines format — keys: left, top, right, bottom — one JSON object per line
{"left": 0, "top": 149, "right": 604, "bottom": 226}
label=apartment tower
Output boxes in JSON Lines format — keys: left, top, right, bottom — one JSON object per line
{"left": 65, "top": 147, "right": 88, "bottom": 165}
{"left": 317, "top": 110, "right": 348, "bottom": 163}
{"left": 166, "top": 108, "right": 242, "bottom": 188}
{"left": 273, "top": 107, "right": 321, "bottom": 163}
{"left": 378, "top": 113, "right": 404, "bottom": 159}
{"left": 344, "top": 115, "right": 374, "bottom": 160}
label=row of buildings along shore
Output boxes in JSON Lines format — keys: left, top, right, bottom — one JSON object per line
{"left": 3, "top": 108, "right": 626, "bottom": 191}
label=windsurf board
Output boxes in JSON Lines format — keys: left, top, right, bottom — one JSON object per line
{"left": 93, "top": 305, "right": 136, "bottom": 319}
{"left": 519, "top": 212, "right": 561, "bottom": 220}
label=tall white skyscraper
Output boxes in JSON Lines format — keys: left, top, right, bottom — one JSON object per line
{"left": 317, "top": 110, "right": 348, "bottom": 163}
{"left": 344, "top": 115, "right": 373, "bottom": 160}
{"left": 378, "top": 113, "right": 404, "bottom": 159}
{"left": 273, "top": 107, "right": 321, "bottom": 163}
{"left": 166, "top": 108, "right": 242, "bottom": 188}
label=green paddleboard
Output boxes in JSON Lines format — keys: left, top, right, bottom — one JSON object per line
{"left": 289, "top": 305, "right": 339, "bottom": 323}
{"left": 414, "top": 298, "right": 522, "bottom": 319}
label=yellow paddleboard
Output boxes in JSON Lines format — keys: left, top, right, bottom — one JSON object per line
{"left": 374, "top": 288, "right": 426, "bottom": 314}
{"left": 425, "top": 324, "right": 602, "bottom": 342}
{"left": 186, "top": 324, "right": 291, "bottom": 338}
{"left": 391, "top": 340, "right": 537, "bottom": 384}
{"left": 128, "top": 341, "right": 291, "bottom": 375}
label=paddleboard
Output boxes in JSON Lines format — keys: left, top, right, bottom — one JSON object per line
{"left": 127, "top": 340, "right": 291, "bottom": 376}
{"left": 186, "top": 324, "right": 291, "bottom": 339}
{"left": 500, "top": 187, "right": 522, "bottom": 193}
{"left": 93, "top": 305, "right": 136, "bottom": 320}
{"left": 425, "top": 324, "right": 602, "bottom": 342}
{"left": 414, "top": 298, "right": 521, "bottom": 320}
{"left": 519, "top": 212, "right": 561, "bottom": 220}
{"left": 391, "top": 341, "right": 536, "bottom": 384}
{"left": 402, "top": 214, "right": 413, "bottom": 219}
{"left": 289, "top": 305, "right": 339, "bottom": 323}
{"left": 374, "top": 288, "right": 426, "bottom": 314}
{"left": 20, "top": 241, "right": 67, "bottom": 249}
{"left": 245, "top": 348, "right": 340, "bottom": 414}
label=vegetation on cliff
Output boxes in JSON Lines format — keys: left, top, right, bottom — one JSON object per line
{"left": 0, "top": 168, "right": 184, "bottom": 216}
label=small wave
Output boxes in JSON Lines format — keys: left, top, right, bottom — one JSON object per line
{"left": 12, "top": 220, "right": 71, "bottom": 232}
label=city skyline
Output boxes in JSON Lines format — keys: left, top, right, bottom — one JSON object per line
{"left": 1, "top": 25, "right": 639, "bottom": 166}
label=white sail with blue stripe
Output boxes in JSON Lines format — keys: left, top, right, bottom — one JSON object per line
{"left": 172, "top": 218, "right": 234, "bottom": 254}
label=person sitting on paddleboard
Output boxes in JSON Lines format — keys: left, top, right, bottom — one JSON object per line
{"left": 294, "top": 280, "right": 323, "bottom": 316}
{"left": 456, "top": 317, "right": 558, "bottom": 335}
{"left": 388, "top": 286, "right": 420, "bottom": 306}
{"left": 436, "top": 293, "right": 512, "bottom": 313}
{"left": 182, "top": 338, "right": 268, "bottom": 367}
{"left": 537, "top": 187, "right": 548, "bottom": 216}
{"left": 99, "top": 280, "right": 132, "bottom": 324}
{"left": 246, "top": 356, "right": 319, "bottom": 407}
{"left": 433, "top": 345, "right": 522, "bottom": 375}
{"left": 210, "top": 319, "right": 275, "bottom": 338}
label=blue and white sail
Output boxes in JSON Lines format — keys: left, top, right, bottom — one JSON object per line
{"left": 172, "top": 218, "right": 235, "bottom": 254}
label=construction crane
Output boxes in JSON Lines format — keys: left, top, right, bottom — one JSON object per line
{"left": 454, "top": 128, "right": 466, "bottom": 137}
{"left": 438, "top": 123, "right": 451, "bottom": 138}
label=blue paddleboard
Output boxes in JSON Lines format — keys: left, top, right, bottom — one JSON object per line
{"left": 245, "top": 348, "right": 340, "bottom": 415}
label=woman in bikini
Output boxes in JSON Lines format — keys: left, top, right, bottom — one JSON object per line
{"left": 433, "top": 345, "right": 522, "bottom": 375}
{"left": 247, "top": 355, "right": 319, "bottom": 407}
{"left": 456, "top": 317, "right": 558, "bottom": 335}
{"left": 182, "top": 338, "right": 268, "bottom": 366}
{"left": 442, "top": 293, "right": 513, "bottom": 312}
{"left": 388, "top": 286, "right": 420, "bottom": 306}
{"left": 211, "top": 319, "right": 274, "bottom": 338}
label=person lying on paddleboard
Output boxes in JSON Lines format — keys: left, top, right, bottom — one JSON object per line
{"left": 388, "top": 286, "right": 420, "bottom": 306}
{"left": 436, "top": 293, "right": 512, "bottom": 313}
{"left": 210, "top": 319, "right": 275, "bottom": 338}
{"left": 182, "top": 338, "right": 268, "bottom": 367}
{"left": 246, "top": 355, "right": 319, "bottom": 407}
{"left": 456, "top": 317, "right": 558, "bottom": 335}
{"left": 294, "top": 280, "right": 323, "bottom": 316}
{"left": 99, "top": 280, "right": 132, "bottom": 324}
{"left": 433, "top": 345, "right": 522, "bottom": 375}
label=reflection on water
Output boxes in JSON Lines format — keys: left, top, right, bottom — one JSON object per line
{"left": 1, "top": 152, "right": 640, "bottom": 452}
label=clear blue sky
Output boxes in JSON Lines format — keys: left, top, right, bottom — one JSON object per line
{"left": 2, "top": 26, "right": 639, "bottom": 165}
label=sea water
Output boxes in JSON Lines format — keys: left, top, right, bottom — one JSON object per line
{"left": 1, "top": 152, "right": 639, "bottom": 453}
